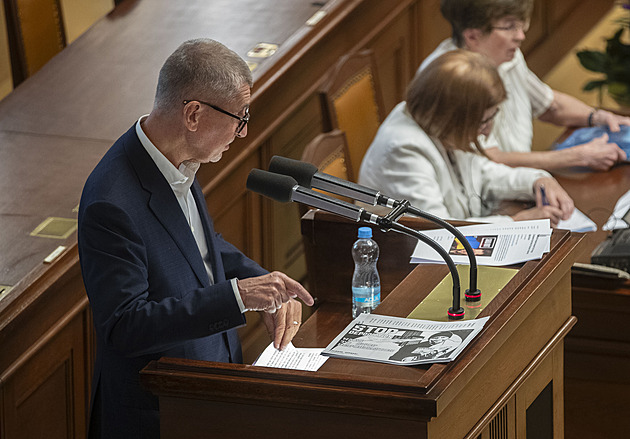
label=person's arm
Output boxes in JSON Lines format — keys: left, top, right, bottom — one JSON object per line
{"left": 484, "top": 136, "right": 626, "bottom": 172}
{"left": 538, "top": 91, "right": 630, "bottom": 130}
{"left": 469, "top": 152, "right": 573, "bottom": 227}
{"left": 510, "top": 176, "right": 574, "bottom": 227}
{"left": 217, "top": 227, "right": 315, "bottom": 351}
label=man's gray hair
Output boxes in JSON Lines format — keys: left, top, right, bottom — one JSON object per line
{"left": 154, "top": 38, "right": 253, "bottom": 111}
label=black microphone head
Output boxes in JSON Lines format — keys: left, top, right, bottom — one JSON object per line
{"left": 268, "top": 156, "right": 317, "bottom": 188}
{"left": 246, "top": 168, "right": 297, "bottom": 203}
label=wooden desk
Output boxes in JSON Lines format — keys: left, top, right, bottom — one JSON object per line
{"left": 555, "top": 164, "right": 630, "bottom": 263}
{"left": 553, "top": 164, "right": 630, "bottom": 438}
{"left": 142, "top": 213, "right": 585, "bottom": 439}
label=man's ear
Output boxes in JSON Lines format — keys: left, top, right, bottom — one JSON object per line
{"left": 462, "top": 28, "right": 483, "bottom": 50}
{"left": 183, "top": 101, "right": 201, "bottom": 132}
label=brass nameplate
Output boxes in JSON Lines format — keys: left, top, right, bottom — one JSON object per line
{"left": 0, "top": 285, "right": 13, "bottom": 301}
{"left": 407, "top": 265, "right": 518, "bottom": 322}
{"left": 30, "top": 217, "right": 78, "bottom": 239}
{"left": 247, "top": 43, "right": 278, "bottom": 58}
{"left": 44, "top": 245, "right": 67, "bottom": 263}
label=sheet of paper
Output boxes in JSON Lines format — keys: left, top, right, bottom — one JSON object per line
{"left": 253, "top": 342, "right": 328, "bottom": 371}
{"left": 557, "top": 208, "right": 597, "bottom": 233}
{"left": 410, "top": 220, "right": 552, "bottom": 266}
{"left": 603, "top": 189, "right": 630, "bottom": 231}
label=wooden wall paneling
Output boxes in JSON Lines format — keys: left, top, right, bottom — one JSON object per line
{"left": 366, "top": 8, "right": 412, "bottom": 112}
{"left": 2, "top": 0, "right": 67, "bottom": 86}
{"left": 526, "top": 0, "right": 615, "bottom": 77}
{"left": 1, "top": 310, "right": 88, "bottom": 438}
{"left": 564, "top": 278, "right": 630, "bottom": 438}
{"left": 0, "top": 0, "right": 12, "bottom": 98}
{"left": 0, "top": 246, "right": 93, "bottom": 439}
{"left": 203, "top": 150, "right": 263, "bottom": 265}
{"left": 414, "top": 0, "right": 449, "bottom": 62}
{"left": 521, "top": 0, "right": 546, "bottom": 56}
{"left": 548, "top": 0, "right": 583, "bottom": 29}
{"left": 264, "top": 95, "right": 322, "bottom": 282}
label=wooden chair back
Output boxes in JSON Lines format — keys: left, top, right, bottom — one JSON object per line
{"left": 318, "top": 49, "right": 385, "bottom": 181}
{"left": 299, "top": 129, "right": 354, "bottom": 214}
{"left": 3, "top": 0, "right": 67, "bottom": 86}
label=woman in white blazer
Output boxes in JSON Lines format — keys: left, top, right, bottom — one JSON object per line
{"left": 359, "top": 50, "right": 573, "bottom": 225}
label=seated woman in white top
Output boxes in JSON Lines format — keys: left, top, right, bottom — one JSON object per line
{"left": 358, "top": 50, "right": 574, "bottom": 226}
{"left": 419, "top": 0, "right": 629, "bottom": 172}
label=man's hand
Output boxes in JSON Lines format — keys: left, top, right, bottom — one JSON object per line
{"left": 237, "top": 271, "right": 314, "bottom": 312}
{"left": 261, "top": 298, "right": 303, "bottom": 350}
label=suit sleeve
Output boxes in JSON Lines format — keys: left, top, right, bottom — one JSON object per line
{"left": 79, "top": 201, "right": 247, "bottom": 357}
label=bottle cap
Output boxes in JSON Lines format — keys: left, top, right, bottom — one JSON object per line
{"left": 358, "top": 227, "right": 372, "bottom": 239}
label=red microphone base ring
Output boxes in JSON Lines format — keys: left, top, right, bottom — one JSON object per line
{"left": 448, "top": 307, "right": 465, "bottom": 320}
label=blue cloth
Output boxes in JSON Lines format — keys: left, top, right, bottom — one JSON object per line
{"left": 553, "top": 125, "right": 630, "bottom": 159}
{"left": 78, "top": 125, "right": 267, "bottom": 439}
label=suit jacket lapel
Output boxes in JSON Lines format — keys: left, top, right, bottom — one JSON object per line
{"left": 123, "top": 128, "right": 210, "bottom": 287}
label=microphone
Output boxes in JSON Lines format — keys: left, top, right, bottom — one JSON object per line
{"left": 269, "top": 155, "right": 395, "bottom": 207}
{"left": 247, "top": 168, "right": 465, "bottom": 319}
{"left": 246, "top": 169, "right": 380, "bottom": 224}
{"left": 267, "top": 156, "right": 481, "bottom": 301}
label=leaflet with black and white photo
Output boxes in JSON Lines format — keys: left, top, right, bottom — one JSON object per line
{"left": 322, "top": 314, "right": 489, "bottom": 366}
{"left": 410, "top": 220, "right": 552, "bottom": 266}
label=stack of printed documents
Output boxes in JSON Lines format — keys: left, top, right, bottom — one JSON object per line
{"left": 410, "top": 219, "right": 552, "bottom": 266}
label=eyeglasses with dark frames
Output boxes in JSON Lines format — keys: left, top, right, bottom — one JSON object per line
{"left": 491, "top": 20, "right": 530, "bottom": 34}
{"left": 183, "top": 99, "right": 249, "bottom": 135}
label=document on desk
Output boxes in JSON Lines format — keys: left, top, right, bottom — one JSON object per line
{"left": 556, "top": 208, "right": 597, "bottom": 233}
{"left": 254, "top": 342, "right": 328, "bottom": 371}
{"left": 603, "top": 189, "right": 630, "bottom": 231}
{"left": 321, "top": 313, "right": 489, "bottom": 365}
{"left": 410, "top": 219, "right": 552, "bottom": 266}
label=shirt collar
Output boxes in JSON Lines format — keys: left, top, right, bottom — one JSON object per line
{"left": 135, "top": 115, "right": 200, "bottom": 194}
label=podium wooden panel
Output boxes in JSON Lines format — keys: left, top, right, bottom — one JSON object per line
{"left": 141, "top": 212, "right": 584, "bottom": 439}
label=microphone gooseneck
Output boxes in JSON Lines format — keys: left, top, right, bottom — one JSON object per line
{"left": 267, "top": 155, "right": 480, "bottom": 301}
{"left": 247, "top": 167, "right": 465, "bottom": 320}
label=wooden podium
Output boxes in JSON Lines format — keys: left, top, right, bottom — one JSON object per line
{"left": 141, "top": 212, "right": 584, "bottom": 439}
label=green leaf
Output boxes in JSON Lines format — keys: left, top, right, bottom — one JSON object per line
{"left": 583, "top": 79, "right": 607, "bottom": 91}
{"left": 576, "top": 50, "right": 608, "bottom": 73}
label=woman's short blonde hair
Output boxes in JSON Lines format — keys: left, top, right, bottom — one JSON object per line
{"left": 406, "top": 49, "right": 506, "bottom": 153}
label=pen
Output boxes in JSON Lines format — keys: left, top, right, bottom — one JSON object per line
{"left": 539, "top": 185, "right": 549, "bottom": 206}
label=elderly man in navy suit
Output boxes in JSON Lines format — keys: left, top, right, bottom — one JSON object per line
{"left": 78, "top": 38, "right": 314, "bottom": 439}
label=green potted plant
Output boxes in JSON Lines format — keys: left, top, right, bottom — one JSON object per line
{"left": 577, "top": 1, "right": 630, "bottom": 107}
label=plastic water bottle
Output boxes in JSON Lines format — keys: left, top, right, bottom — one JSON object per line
{"left": 351, "top": 226, "right": 381, "bottom": 318}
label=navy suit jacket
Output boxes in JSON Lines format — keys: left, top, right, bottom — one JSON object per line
{"left": 78, "top": 125, "right": 267, "bottom": 438}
